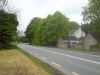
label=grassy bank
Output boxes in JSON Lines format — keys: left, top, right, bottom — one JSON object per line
{"left": 0, "top": 49, "right": 49, "bottom": 75}
{"left": 0, "top": 44, "right": 65, "bottom": 75}
{"left": 18, "top": 48, "right": 65, "bottom": 75}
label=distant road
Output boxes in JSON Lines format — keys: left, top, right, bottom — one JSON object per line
{"left": 18, "top": 44, "right": 100, "bottom": 75}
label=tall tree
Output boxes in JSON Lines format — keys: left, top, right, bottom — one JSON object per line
{"left": 26, "top": 11, "right": 71, "bottom": 46}
{"left": 0, "top": 10, "right": 18, "bottom": 48}
{"left": 69, "top": 21, "right": 79, "bottom": 31}
{"left": 82, "top": 0, "right": 100, "bottom": 34}
{"left": 44, "top": 11, "right": 69, "bottom": 45}
{"left": 26, "top": 11, "right": 80, "bottom": 46}
{"left": 25, "top": 17, "right": 44, "bottom": 44}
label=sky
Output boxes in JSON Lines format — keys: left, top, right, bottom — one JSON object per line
{"left": 8, "top": 0, "right": 88, "bottom": 31}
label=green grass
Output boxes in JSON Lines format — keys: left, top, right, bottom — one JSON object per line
{"left": 0, "top": 43, "right": 18, "bottom": 50}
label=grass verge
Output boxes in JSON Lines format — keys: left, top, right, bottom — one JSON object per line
{"left": 0, "top": 49, "right": 49, "bottom": 75}
{"left": 17, "top": 47, "right": 65, "bottom": 75}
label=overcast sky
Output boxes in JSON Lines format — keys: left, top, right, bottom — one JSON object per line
{"left": 8, "top": 0, "right": 88, "bottom": 31}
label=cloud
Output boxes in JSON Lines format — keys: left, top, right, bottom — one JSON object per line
{"left": 8, "top": 0, "right": 88, "bottom": 31}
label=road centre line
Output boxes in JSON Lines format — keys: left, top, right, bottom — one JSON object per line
{"left": 32, "top": 47, "right": 100, "bottom": 65}
{"left": 44, "top": 47, "right": 100, "bottom": 58}
{"left": 31, "top": 44, "right": 100, "bottom": 58}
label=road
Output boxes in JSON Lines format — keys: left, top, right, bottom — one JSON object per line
{"left": 18, "top": 44, "right": 100, "bottom": 75}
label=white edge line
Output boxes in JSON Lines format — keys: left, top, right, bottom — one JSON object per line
{"left": 72, "top": 72, "right": 79, "bottom": 75}
{"left": 41, "top": 57, "right": 47, "bottom": 60}
{"left": 32, "top": 47, "right": 100, "bottom": 65}
{"left": 31, "top": 45, "right": 100, "bottom": 58}
{"left": 42, "top": 47, "right": 100, "bottom": 58}
{"left": 51, "top": 62, "right": 61, "bottom": 68}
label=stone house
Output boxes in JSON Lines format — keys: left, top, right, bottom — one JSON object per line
{"left": 83, "top": 33, "right": 100, "bottom": 49}
{"left": 57, "top": 27, "right": 85, "bottom": 48}
{"left": 57, "top": 36, "right": 79, "bottom": 48}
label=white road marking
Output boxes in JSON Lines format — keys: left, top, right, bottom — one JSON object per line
{"left": 45, "top": 47, "right": 100, "bottom": 58}
{"left": 32, "top": 47, "right": 100, "bottom": 65}
{"left": 72, "top": 72, "right": 79, "bottom": 75}
{"left": 41, "top": 57, "right": 47, "bottom": 60}
{"left": 29, "top": 44, "right": 100, "bottom": 58}
{"left": 51, "top": 62, "right": 61, "bottom": 68}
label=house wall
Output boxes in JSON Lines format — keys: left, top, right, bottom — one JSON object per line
{"left": 57, "top": 39, "right": 80, "bottom": 49}
{"left": 57, "top": 39, "right": 69, "bottom": 48}
{"left": 83, "top": 34, "right": 97, "bottom": 49}
{"left": 60, "top": 42, "right": 69, "bottom": 48}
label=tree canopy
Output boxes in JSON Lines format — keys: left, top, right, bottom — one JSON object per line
{"left": 0, "top": 0, "right": 19, "bottom": 48}
{"left": 82, "top": 0, "right": 100, "bottom": 34}
{"left": 25, "top": 11, "right": 79, "bottom": 46}
{"left": 0, "top": 10, "right": 18, "bottom": 48}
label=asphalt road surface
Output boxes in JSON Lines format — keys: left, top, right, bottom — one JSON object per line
{"left": 18, "top": 44, "right": 100, "bottom": 75}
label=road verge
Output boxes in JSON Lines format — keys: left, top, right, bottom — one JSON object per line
{"left": 17, "top": 47, "right": 66, "bottom": 75}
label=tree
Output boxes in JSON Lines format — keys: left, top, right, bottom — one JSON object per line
{"left": 81, "top": 23, "right": 90, "bottom": 35}
{"left": 20, "top": 36, "right": 28, "bottom": 43}
{"left": 0, "top": 10, "right": 18, "bottom": 48}
{"left": 26, "top": 11, "right": 71, "bottom": 46}
{"left": 82, "top": 0, "right": 100, "bottom": 34}
{"left": 43, "top": 11, "right": 69, "bottom": 45}
{"left": 69, "top": 21, "right": 79, "bottom": 31}
{"left": 25, "top": 17, "right": 44, "bottom": 44}
{"left": 26, "top": 11, "right": 80, "bottom": 46}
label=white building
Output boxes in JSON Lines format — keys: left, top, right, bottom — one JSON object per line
{"left": 69, "top": 27, "right": 86, "bottom": 39}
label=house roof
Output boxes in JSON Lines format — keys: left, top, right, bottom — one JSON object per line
{"left": 69, "top": 29, "right": 77, "bottom": 35}
{"left": 69, "top": 27, "right": 86, "bottom": 38}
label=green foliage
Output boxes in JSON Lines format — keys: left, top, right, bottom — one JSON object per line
{"left": 82, "top": 0, "right": 100, "bottom": 34}
{"left": 20, "top": 36, "right": 28, "bottom": 43}
{"left": 69, "top": 21, "right": 79, "bottom": 31}
{"left": 81, "top": 23, "right": 90, "bottom": 35}
{"left": 25, "top": 17, "right": 43, "bottom": 44}
{"left": 25, "top": 11, "right": 79, "bottom": 46}
{"left": 0, "top": 10, "right": 18, "bottom": 48}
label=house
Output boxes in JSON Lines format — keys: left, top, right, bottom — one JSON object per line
{"left": 57, "top": 38, "right": 69, "bottom": 48}
{"left": 57, "top": 27, "right": 85, "bottom": 48}
{"left": 83, "top": 33, "right": 100, "bottom": 49}
{"left": 57, "top": 36, "right": 79, "bottom": 48}
{"left": 69, "top": 27, "right": 85, "bottom": 38}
